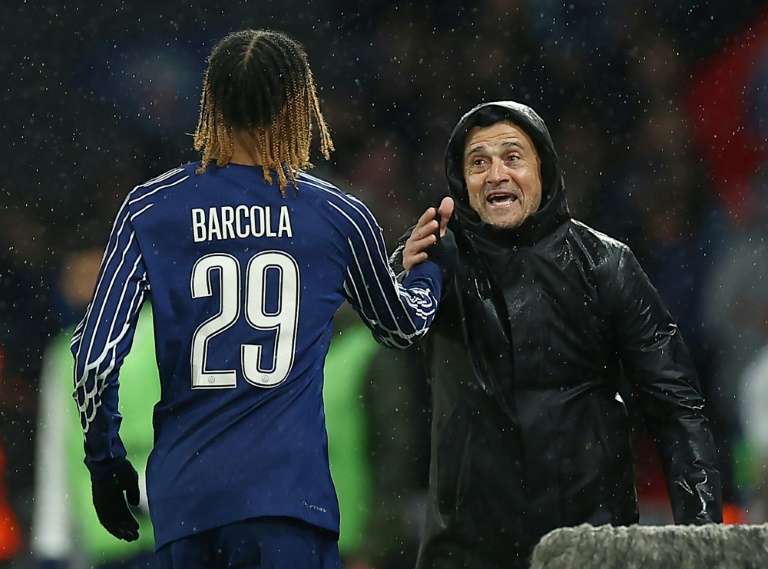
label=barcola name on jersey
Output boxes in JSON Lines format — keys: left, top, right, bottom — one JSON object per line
{"left": 191, "top": 205, "right": 293, "bottom": 242}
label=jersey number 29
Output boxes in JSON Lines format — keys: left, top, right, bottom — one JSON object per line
{"left": 190, "top": 251, "right": 299, "bottom": 389}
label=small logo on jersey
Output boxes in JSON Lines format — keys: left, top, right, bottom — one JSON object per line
{"left": 302, "top": 500, "right": 327, "bottom": 513}
{"left": 208, "top": 376, "right": 216, "bottom": 384}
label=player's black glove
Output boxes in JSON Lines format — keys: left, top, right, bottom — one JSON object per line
{"left": 427, "top": 208, "right": 458, "bottom": 287}
{"left": 91, "top": 459, "right": 141, "bottom": 541}
{"left": 427, "top": 225, "right": 457, "bottom": 286}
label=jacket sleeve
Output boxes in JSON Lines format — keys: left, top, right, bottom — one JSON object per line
{"left": 339, "top": 203, "right": 443, "bottom": 349}
{"left": 70, "top": 196, "right": 149, "bottom": 481}
{"left": 605, "top": 245, "right": 722, "bottom": 524}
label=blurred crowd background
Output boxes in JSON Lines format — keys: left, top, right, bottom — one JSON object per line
{"left": 2, "top": 1, "right": 768, "bottom": 567}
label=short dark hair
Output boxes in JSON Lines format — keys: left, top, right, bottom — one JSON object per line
{"left": 193, "top": 29, "right": 334, "bottom": 192}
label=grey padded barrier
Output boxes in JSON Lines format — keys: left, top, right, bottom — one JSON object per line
{"left": 529, "top": 523, "right": 768, "bottom": 569}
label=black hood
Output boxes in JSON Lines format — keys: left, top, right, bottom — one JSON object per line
{"left": 444, "top": 101, "right": 569, "bottom": 247}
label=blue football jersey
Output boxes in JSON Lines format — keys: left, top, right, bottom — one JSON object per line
{"left": 71, "top": 162, "right": 442, "bottom": 549}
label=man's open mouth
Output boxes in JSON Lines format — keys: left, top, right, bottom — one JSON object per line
{"left": 486, "top": 191, "right": 518, "bottom": 206}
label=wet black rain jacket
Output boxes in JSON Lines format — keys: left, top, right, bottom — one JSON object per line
{"left": 394, "top": 101, "right": 722, "bottom": 569}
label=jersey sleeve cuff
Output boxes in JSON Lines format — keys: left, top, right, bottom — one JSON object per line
{"left": 403, "top": 259, "right": 444, "bottom": 299}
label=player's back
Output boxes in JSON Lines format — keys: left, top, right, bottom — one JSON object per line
{"left": 126, "top": 162, "right": 374, "bottom": 547}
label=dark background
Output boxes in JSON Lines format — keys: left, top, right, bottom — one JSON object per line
{"left": 2, "top": 0, "right": 768, "bottom": 564}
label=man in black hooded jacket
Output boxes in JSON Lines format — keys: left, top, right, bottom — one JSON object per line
{"left": 394, "top": 101, "right": 722, "bottom": 569}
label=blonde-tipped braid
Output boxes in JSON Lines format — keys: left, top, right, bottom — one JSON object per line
{"left": 192, "top": 29, "right": 334, "bottom": 195}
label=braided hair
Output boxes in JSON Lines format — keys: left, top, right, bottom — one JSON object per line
{"left": 193, "top": 29, "right": 334, "bottom": 193}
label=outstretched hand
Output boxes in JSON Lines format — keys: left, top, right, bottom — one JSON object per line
{"left": 91, "top": 459, "right": 141, "bottom": 541}
{"left": 403, "top": 197, "right": 455, "bottom": 272}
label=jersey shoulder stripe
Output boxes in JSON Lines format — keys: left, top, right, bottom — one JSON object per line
{"left": 298, "top": 172, "right": 368, "bottom": 211}
{"left": 128, "top": 165, "right": 191, "bottom": 205}
{"left": 297, "top": 174, "right": 381, "bottom": 242}
{"left": 296, "top": 170, "right": 341, "bottom": 192}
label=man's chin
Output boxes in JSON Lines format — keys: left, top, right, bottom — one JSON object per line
{"left": 480, "top": 212, "right": 524, "bottom": 229}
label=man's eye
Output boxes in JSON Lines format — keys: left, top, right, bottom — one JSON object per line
{"left": 473, "top": 159, "right": 485, "bottom": 166}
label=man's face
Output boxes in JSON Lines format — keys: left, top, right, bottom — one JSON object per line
{"left": 463, "top": 121, "right": 542, "bottom": 229}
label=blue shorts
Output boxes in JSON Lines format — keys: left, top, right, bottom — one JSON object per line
{"left": 156, "top": 516, "right": 341, "bottom": 569}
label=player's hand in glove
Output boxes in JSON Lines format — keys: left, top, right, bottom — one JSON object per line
{"left": 91, "top": 459, "right": 141, "bottom": 541}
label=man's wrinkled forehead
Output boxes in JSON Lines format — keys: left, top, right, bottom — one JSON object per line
{"left": 462, "top": 120, "right": 538, "bottom": 159}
